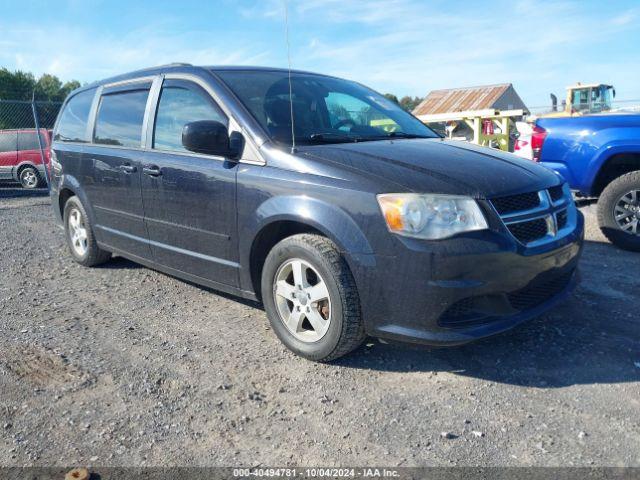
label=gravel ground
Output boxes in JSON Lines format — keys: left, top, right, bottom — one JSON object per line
{"left": 0, "top": 184, "right": 638, "bottom": 467}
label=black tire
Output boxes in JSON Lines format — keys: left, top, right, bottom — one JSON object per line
{"left": 63, "top": 196, "right": 111, "bottom": 266}
{"left": 18, "top": 166, "right": 41, "bottom": 189}
{"left": 261, "top": 234, "right": 365, "bottom": 361}
{"left": 597, "top": 170, "right": 640, "bottom": 252}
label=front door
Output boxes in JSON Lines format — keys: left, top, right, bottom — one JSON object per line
{"left": 85, "top": 82, "right": 152, "bottom": 260}
{"left": 140, "top": 78, "right": 239, "bottom": 287}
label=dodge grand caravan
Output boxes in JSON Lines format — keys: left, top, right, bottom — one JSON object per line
{"left": 49, "top": 64, "right": 584, "bottom": 361}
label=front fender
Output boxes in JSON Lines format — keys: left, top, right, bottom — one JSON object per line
{"left": 255, "top": 195, "right": 374, "bottom": 255}
{"left": 237, "top": 194, "right": 376, "bottom": 295}
{"left": 584, "top": 142, "right": 640, "bottom": 195}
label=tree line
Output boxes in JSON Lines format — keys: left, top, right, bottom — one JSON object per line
{"left": 384, "top": 94, "right": 424, "bottom": 112}
{"left": 1, "top": 67, "right": 424, "bottom": 113}
{"left": 0, "top": 68, "right": 81, "bottom": 102}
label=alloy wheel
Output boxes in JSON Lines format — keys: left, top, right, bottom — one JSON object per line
{"left": 21, "top": 169, "right": 38, "bottom": 188}
{"left": 614, "top": 190, "right": 640, "bottom": 236}
{"left": 68, "top": 208, "right": 89, "bottom": 256}
{"left": 273, "top": 258, "right": 332, "bottom": 343}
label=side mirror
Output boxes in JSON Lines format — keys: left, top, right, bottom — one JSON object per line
{"left": 182, "top": 120, "right": 242, "bottom": 159}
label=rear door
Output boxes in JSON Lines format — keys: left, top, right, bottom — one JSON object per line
{"left": 84, "top": 80, "right": 153, "bottom": 260}
{"left": 0, "top": 131, "right": 17, "bottom": 180}
{"left": 140, "top": 77, "right": 240, "bottom": 286}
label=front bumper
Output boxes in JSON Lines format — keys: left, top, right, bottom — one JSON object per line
{"left": 353, "top": 210, "right": 584, "bottom": 346}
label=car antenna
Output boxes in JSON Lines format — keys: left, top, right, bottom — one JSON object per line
{"left": 283, "top": 0, "right": 296, "bottom": 154}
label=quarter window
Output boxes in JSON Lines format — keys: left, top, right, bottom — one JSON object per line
{"left": 153, "top": 85, "right": 226, "bottom": 153}
{"left": 94, "top": 89, "right": 149, "bottom": 147}
{"left": 54, "top": 88, "right": 96, "bottom": 143}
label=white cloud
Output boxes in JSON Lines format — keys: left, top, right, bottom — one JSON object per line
{"left": 1, "top": 0, "right": 638, "bottom": 107}
{"left": 611, "top": 9, "right": 638, "bottom": 25}
{"left": 280, "top": 0, "right": 640, "bottom": 105}
{"left": 0, "top": 21, "right": 271, "bottom": 83}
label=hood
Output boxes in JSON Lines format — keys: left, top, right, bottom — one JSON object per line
{"left": 298, "top": 138, "right": 560, "bottom": 198}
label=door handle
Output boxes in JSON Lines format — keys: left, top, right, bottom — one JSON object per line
{"left": 142, "top": 164, "right": 162, "bottom": 177}
{"left": 119, "top": 164, "right": 137, "bottom": 174}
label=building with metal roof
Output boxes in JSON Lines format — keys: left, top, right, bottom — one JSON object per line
{"left": 413, "top": 83, "right": 528, "bottom": 116}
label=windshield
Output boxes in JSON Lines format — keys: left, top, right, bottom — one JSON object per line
{"left": 216, "top": 70, "right": 438, "bottom": 146}
{"left": 592, "top": 86, "right": 613, "bottom": 113}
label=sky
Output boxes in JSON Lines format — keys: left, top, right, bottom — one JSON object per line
{"left": 1, "top": 0, "right": 639, "bottom": 109}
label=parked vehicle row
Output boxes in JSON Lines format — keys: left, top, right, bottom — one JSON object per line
{"left": 515, "top": 114, "right": 640, "bottom": 251}
{"left": 0, "top": 129, "right": 51, "bottom": 188}
{"left": 49, "top": 64, "right": 583, "bottom": 361}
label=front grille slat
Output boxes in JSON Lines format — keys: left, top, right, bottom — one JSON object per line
{"left": 491, "top": 191, "right": 540, "bottom": 215}
{"left": 556, "top": 209, "right": 568, "bottom": 230}
{"left": 549, "top": 185, "right": 564, "bottom": 202}
{"left": 507, "top": 218, "right": 548, "bottom": 244}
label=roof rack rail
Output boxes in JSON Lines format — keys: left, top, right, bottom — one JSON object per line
{"left": 158, "top": 62, "right": 192, "bottom": 67}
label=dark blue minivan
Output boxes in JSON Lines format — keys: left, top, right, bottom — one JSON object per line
{"left": 50, "top": 64, "right": 584, "bottom": 361}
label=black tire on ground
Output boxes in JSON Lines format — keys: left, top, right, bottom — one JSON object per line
{"left": 261, "top": 234, "right": 365, "bottom": 362}
{"left": 18, "top": 166, "right": 42, "bottom": 189}
{"left": 597, "top": 170, "right": 640, "bottom": 252}
{"left": 63, "top": 196, "right": 111, "bottom": 266}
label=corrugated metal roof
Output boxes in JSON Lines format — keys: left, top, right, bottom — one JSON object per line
{"left": 413, "top": 83, "right": 512, "bottom": 116}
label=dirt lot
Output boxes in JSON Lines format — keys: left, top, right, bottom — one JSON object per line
{"left": 0, "top": 184, "right": 638, "bottom": 467}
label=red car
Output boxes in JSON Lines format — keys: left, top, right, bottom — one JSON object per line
{"left": 0, "top": 128, "right": 51, "bottom": 188}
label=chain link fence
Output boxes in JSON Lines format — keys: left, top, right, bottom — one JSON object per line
{"left": 0, "top": 98, "right": 62, "bottom": 190}
{"left": 0, "top": 99, "right": 62, "bottom": 130}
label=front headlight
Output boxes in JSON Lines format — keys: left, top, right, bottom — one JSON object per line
{"left": 377, "top": 193, "right": 488, "bottom": 240}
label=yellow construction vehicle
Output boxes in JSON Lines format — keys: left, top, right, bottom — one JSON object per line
{"left": 543, "top": 83, "right": 615, "bottom": 117}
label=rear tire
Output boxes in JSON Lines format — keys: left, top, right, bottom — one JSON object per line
{"left": 261, "top": 234, "right": 365, "bottom": 362}
{"left": 63, "top": 196, "right": 111, "bottom": 266}
{"left": 597, "top": 171, "right": 640, "bottom": 251}
{"left": 18, "top": 166, "right": 41, "bottom": 189}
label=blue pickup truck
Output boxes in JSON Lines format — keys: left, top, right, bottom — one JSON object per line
{"left": 529, "top": 114, "right": 640, "bottom": 251}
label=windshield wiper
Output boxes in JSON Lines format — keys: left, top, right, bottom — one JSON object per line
{"left": 385, "top": 132, "right": 432, "bottom": 139}
{"left": 308, "top": 132, "right": 361, "bottom": 144}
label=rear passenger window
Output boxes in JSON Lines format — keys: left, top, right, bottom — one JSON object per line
{"left": 18, "top": 132, "right": 45, "bottom": 151}
{"left": 153, "top": 85, "right": 226, "bottom": 153}
{"left": 55, "top": 88, "right": 96, "bottom": 143}
{"left": 0, "top": 132, "right": 17, "bottom": 152}
{"left": 94, "top": 89, "right": 149, "bottom": 148}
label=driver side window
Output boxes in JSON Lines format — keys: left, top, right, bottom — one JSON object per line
{"left": 153, "top": 83, "right": 227, "bottom": 153}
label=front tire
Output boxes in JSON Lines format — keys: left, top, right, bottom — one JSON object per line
{"left": 63, "top": 196, "right": 111, "bottom": 266}
{"left": 597, "top": 171, "right": 640, "bottom": 251}
{"left": 261, "top": 234, "right": 365, "bottom": 361}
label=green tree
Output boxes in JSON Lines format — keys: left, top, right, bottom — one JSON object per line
{"left": 384, "top": 93, "right": 399, "bottom": 104}
{"left": 0, "top": 68, "right": 81, "bottom": 101}
{"left": 399, "top": 96, "right": 423, "bottom": 112}
{"left": 35, "top": 73, "right": 63, "bottom": 101}
{"left": 0, "top": 68, "right": 36, "bottom": 100}
{"left": 61, "top": 80, "right": 81, "bottom": 99}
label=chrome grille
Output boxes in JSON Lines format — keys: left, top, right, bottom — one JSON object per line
{"left": 490, "top": 184, "right": 576, "bottom": 247}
